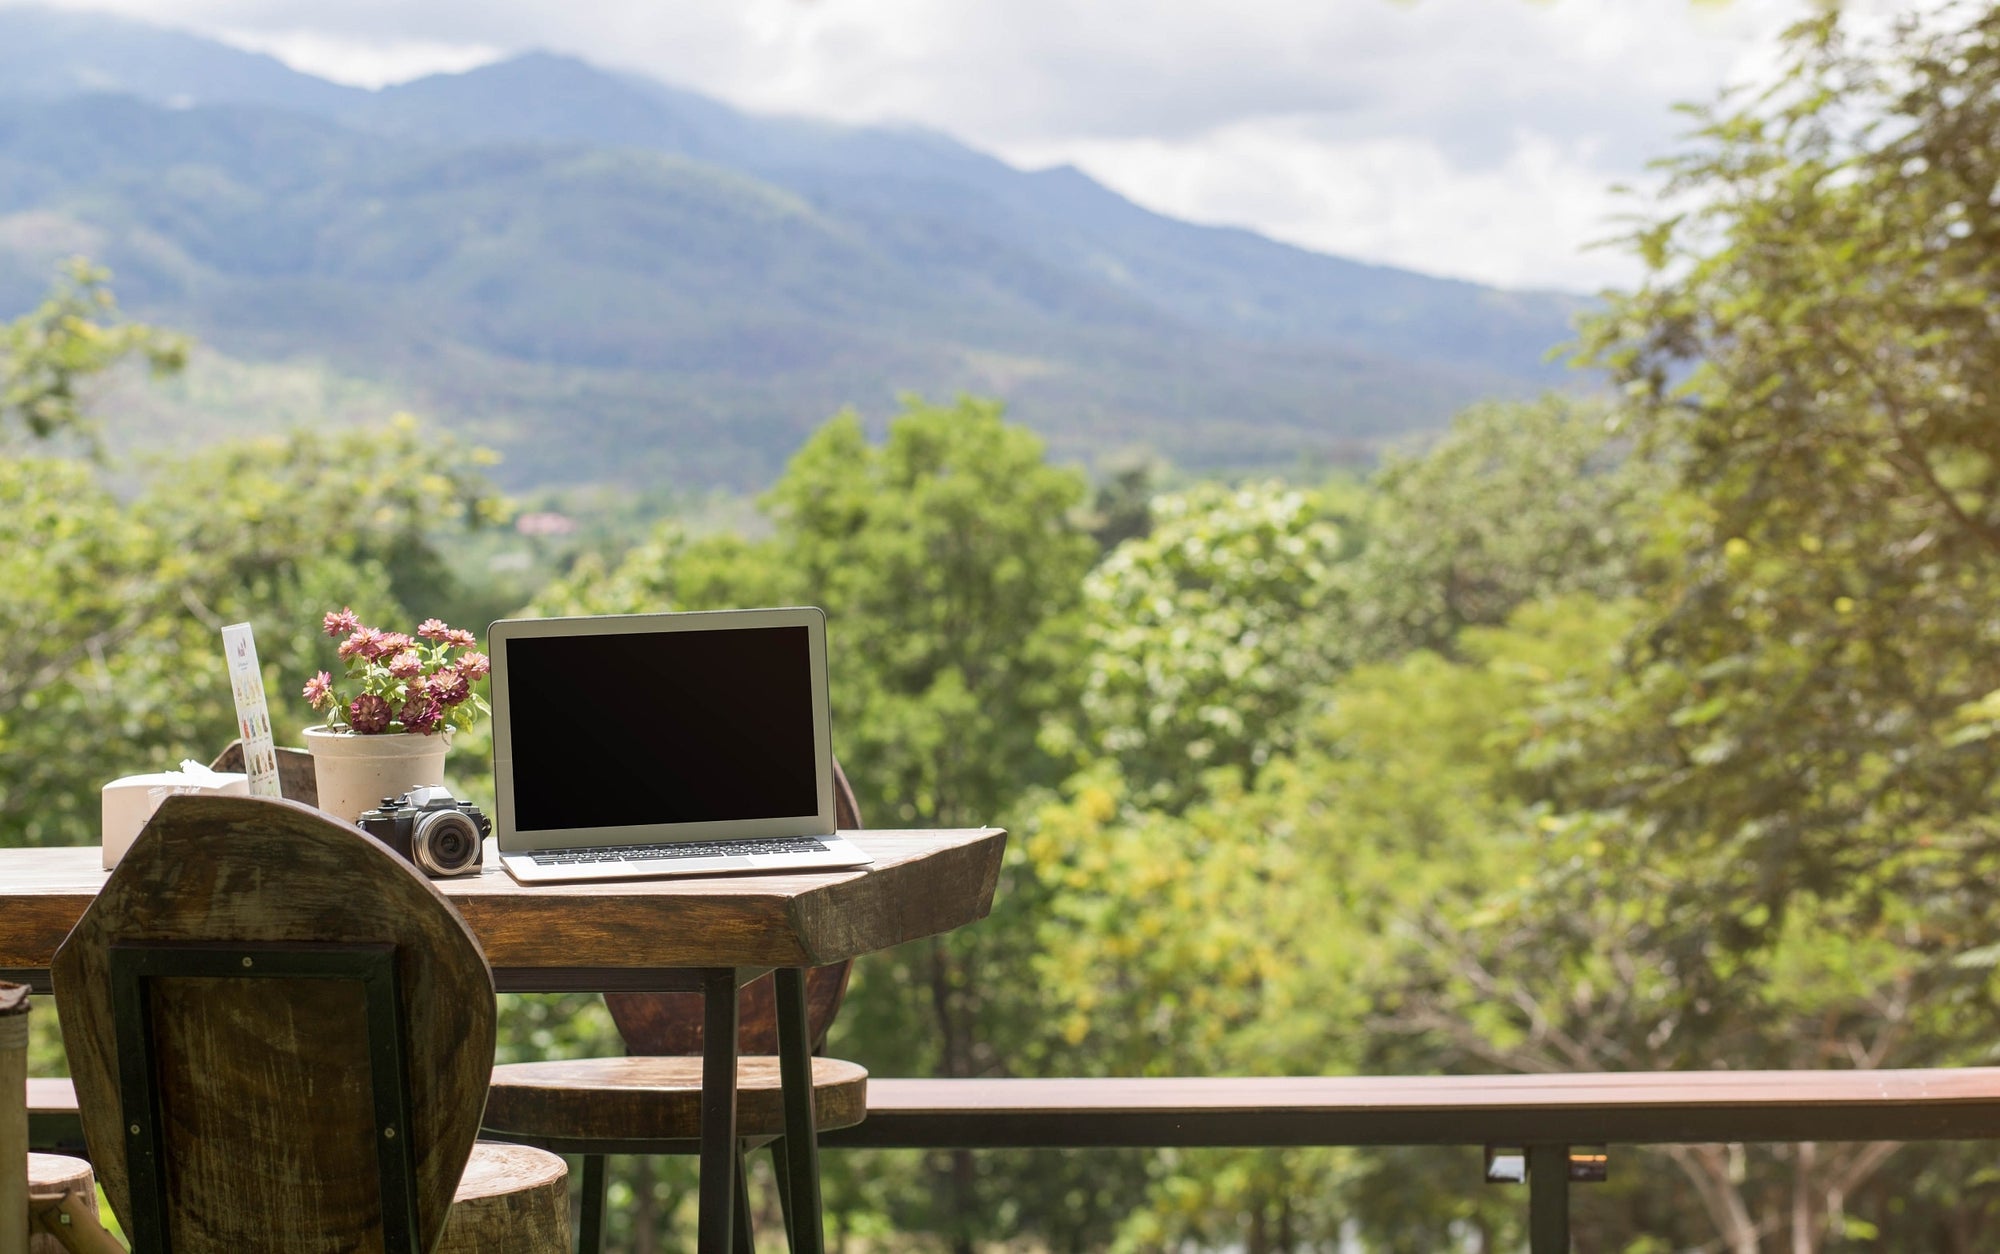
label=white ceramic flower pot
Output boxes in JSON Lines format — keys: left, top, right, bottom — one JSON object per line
{"left": 303, "top": 726, "right": 451, "bottom": 824}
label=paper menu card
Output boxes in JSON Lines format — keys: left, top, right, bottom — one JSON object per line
{"left": 222, "top": 622, "right": 283, "bottom": 798}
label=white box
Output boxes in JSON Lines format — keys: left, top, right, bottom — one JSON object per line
{"left": 101, "top": 764, "right": 249, "bottom": 869}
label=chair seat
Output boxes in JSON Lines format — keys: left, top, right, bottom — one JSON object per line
{"left": 485, "top": 1055, "right": 869, "bottom": 1143}
{"left": 27, "top": 1152, "right": 92, "bottom": 1195}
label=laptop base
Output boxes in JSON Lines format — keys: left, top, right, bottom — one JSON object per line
{"left": 501, "top": 832, "right": 873, "bottom": 884}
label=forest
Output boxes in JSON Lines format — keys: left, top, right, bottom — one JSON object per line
{"left": 6, "top": 8, "right": 2000, "bottom": 1251}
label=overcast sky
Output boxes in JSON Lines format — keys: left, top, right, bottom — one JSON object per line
{"left": 11, "top": 0, "right": 1895, "bottom": 291}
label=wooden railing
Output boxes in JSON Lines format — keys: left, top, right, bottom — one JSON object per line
{"left": 822, "top": 1069, "right": 2000, "bottom": 1253}
{"left": 29, "top": 1066, "right": 2000, "bottom": 1250}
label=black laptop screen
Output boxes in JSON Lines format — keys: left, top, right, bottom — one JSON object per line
{"left": 503, "top": 625, "right": 820, "bottom": 833}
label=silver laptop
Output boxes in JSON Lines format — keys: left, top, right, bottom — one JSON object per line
{"left": 489, "top": 607, "right": 874, "bottom": 884}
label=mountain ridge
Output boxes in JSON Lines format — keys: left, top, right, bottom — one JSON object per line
{"left": 0, "top": 4, "right": 1592, "bottom": 487}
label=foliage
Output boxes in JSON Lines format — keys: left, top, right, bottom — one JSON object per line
{"left": 0, "top": 415, "right": 504, "bottom": 849}
{"left": 1046, "top": 481, "right": 1351, "bottom": 810}
{"left": 1340, "top": 394, "right": 1668, "bottom": 664}
{"left": 0, "top": 259, "right": 185, "bottom": 450}
{"left": 750, "top": 398, "right": 1096, "bottom": 832}
{"left": 1021, "top": 597, "right": 1640, "bottom": 1251}
{"left": 1565, "top": 2, "right": 2000, "bottom": 1038}
{"left": 1417, "top": 7, "right": 2000, "bottom": 1246}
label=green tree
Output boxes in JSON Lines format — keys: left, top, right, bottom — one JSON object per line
{"left": 538, "top": 395, "right": 1110, "bottom": 1250}
{"left": 1047, "top": 481, "right": 1351, "bottom": 811}
{"left": 760, "top": 399, "right": 1094, "bottom": 829}
{"left": 1, "top": 260, "right": 186, "bottom": 449}
{"left": 0, "top": 418, "right": 505, "bottom": 849}
{"left": 1392, "top": 8, "right": 2000, "bottom": 1246}
{"left": 767, "top": 399, "right": 1129, "bottom": 1252}
{"left": 1341, "top": 395, "right": 1667, "bottom": 664}
{"left": 1566, "top": 3, "right": 2000, "bottom": 1039}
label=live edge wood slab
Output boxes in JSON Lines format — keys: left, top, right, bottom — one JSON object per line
{"left": 0, "top": 823, "right": 1008, "bottom": 994}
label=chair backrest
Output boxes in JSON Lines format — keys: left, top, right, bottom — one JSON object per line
{"left": 52, "top": 795, "right": 495, "bottom": 1253}
{"left": 209, "top": 740, "right": 319, "bottom": 806}
{"left": 603, "top": 759, "right": 863, "bottom": 1056}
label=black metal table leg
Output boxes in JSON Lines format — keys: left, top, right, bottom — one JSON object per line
{"left": 774, "top": 967, "right": 826, "bottom": 1254}
{"left": 576, "top": 1153, "right": 607, "bottom": 1254}
{"left": 1527, "top": 1144, "right": 1569, "bottom": 1254}
{"left": 699, "top": 967, "right": 741, "bottom": 1253}
{"left": 733, "top": 1149, "right": 757, "bottom": 1254}
{"left": 769, "top": 1137, "right": 796, "bottom": 1248}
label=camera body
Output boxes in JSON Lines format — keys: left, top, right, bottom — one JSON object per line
{"left": 357, "top": 785, "right": 489, "bottom": 878}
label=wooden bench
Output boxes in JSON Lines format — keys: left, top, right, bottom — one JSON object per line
{"left": 38, "top": 1069, "right": 2000, "bottom": 1251}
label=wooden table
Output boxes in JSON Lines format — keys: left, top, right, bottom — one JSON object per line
{"left": 0, "top": 827, "right": 1008, "bottom": 1253}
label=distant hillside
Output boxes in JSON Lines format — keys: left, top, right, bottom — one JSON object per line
{"left": 0, "top": 5, "right": 1592, "bottom": 488}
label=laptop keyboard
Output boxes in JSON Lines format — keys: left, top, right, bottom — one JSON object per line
{"left": 528, "top": 837, "right": 830, "bottom": 866}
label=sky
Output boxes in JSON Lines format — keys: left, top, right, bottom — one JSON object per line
{"left": 7, "top": 0, "right": 1896, "bottom": 291}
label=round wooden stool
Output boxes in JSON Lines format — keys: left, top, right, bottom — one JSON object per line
{"left": 25, "top": 1145, "right": 571, "bottom": 1254}
{"left": 484, "top": 1056, "right": 866, "bottom": 1252}
{"left": 485, "top": 1055, "right": 869, "bottom": 1143}
{"left": 439, "top": 1143, "right": 573, "bottom": 1254}
{"left": 27, "top": 1153, "right": 117, "bottom": 1254}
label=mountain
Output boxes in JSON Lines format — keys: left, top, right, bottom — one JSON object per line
{"left": 0, "top": 4, "right": 352, "bottom": 113}
{"left": 0, "top": 5, "right": 1592, "bottom": 488}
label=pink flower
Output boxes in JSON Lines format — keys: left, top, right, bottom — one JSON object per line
{"left": 302, "top": 671, "right": 333, "bottom": 708}
{"left": 400, "top": 695, "right": 443, "bottom": 735}
{"left": 348, "top": 693, "right": 392, "bottom": 734}
{"left": 430, "top": 667, "right": 471, "bottom": 706}
{"left": 371, "top": 632, "right": 413, "bottom": 659}
{"left": 314, "top": 612, "right": 488, "bottom": 735}
{"left": 338, "top": 628, "right": 381, "bottom": 661}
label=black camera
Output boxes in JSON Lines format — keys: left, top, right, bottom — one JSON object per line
{"left": 357, "top": 785, "right": 489, "bottom": 878}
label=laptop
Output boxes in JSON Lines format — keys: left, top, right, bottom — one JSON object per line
{"left": 489, "top": 607, "right": 874, "bottom": 884}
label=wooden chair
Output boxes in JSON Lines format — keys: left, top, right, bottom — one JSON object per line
{"left": 49, "top": 793, "right": 570, "bottom": 1252}
{"left": 480, "top": 761, "right": 872, "bottom": 1254}
{"left": 208, "top": 740, "right": 317, "bottom": 806}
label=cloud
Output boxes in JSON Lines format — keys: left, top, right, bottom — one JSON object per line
{"left": 215, "top": 27, "right": 504, "bottom": 88}
{"left": 2, "top": 0, "right": 1908, "bottom": 289}
{"left": 15, "top": 0, "right": 1798, "bottom": 150}
{"left": 1006, "top": 121, "right": 1649, "bottom": 291}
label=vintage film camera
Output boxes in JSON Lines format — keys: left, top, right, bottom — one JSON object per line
{"left": 357, "top": 785, "right": 490, "bottom": 878}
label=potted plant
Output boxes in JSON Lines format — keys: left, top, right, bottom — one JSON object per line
{"left": 301, "top": 608, "right": 490, "bottom": 822}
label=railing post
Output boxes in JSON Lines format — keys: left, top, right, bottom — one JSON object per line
{"left": 1526, "top": 1143, "right": 1569, "bottom": 1254}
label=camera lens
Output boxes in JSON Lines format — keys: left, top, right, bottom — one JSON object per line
{"left": 412, "top": 810, "right": 480, "bottom": 876}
